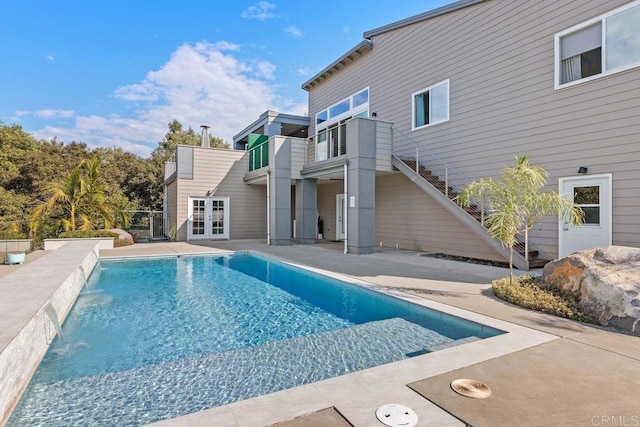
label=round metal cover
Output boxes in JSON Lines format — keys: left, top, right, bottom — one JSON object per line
{"left": 450, "top": 378, "right": 492, "bottom": 399}
{"left": 375, "top": 403, "right": 418, "bottom": 427}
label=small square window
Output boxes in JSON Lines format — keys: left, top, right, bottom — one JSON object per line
{"left": 412, "top": 80, "right": 449, "bottom": 130}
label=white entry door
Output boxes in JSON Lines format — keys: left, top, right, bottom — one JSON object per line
{"left": 187, "top": 197, "right": 230, "bottom": 240}
{"left": 336, "top": 193, "right": 346, "bottom": 241}
{"left": 558, "top": 174, "right": 611, "bottom": 258}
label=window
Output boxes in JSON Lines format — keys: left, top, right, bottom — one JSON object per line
{"left": 556, "top": 1, "right": 640, "bottom": 88}
{"left": 574, "top": 186, "right": 600, "bottom": 225}
{"left": 412, "top": 79, "right": 449, "bottom": 130}
{"left": 316, "top": 110, "right": 327, "bottom": 125}
{"left": 352, "top": 88, "right": 369, "bottom": 108}
{"left": 329, "top": 99, "right": 350, "bottom": 118}
{"left": 314, "top": 88, "right": 369, "bottom": 161}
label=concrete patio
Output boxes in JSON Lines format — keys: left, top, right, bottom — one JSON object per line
{"left": 2, "top": 240, "right": 639, "bottom": 426}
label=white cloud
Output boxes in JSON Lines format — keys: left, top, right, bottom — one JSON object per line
{"left": 241, "top": 2, "right": 276, "bottom": 20}
{"left": 284, "top": 26, "right": 304, "bottom": 38}
{"left": 296, "top": 66, "right": 312, "bottom": 76}
{"left": 36, "top": 109, "right": 76, "bottom": 119}
{"left": 45, "top": 55, "right": 55, "bottom": 61}
{"left": 31, "top": 41, "right": 307, "bottom": 157}
{"left": 255, "top": 61, "right": 276, "bottom": 79}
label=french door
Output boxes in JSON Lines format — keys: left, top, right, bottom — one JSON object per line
{"left": 187, "top": 197, "right": 229, "bottom": 240}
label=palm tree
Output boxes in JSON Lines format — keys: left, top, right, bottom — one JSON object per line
{"left": 30, "top": 160, "right": 85, "bottom": 236}
{"left": 29, "top": 156, "right": 132, "bottom": 236}
{"left": 456, "top": 153, "right": 583, "bottom": 282}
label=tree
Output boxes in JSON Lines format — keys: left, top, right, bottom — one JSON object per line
{"left": 29, "top": 156, "right": 132, "bottom": 236}
{"left": 30, "top": 160, "right": 86, "bottom": 235}
{"left": 456, "top": 153, "right": 584, "bottom": 282}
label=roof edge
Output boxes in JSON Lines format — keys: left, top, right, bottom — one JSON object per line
{"left": 363, "top": 0, "right": 486, "bottom": 39}
{"left": 301, "top": 40, "right": 373, "bottom": 91}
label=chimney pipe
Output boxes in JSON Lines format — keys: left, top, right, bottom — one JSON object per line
{"left": 200, "top": 125, "right": 211, "bottom": 148}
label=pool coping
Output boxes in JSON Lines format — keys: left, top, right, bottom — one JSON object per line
{"left": 0, "top": 241, "right": 100, "bottom": 425}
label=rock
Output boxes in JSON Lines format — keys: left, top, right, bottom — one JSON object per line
{"left": 106, "top": 228, "right": 133, "bottom": 241}
{"left": 542, "top": 246, "right": 640, "bottom": 336}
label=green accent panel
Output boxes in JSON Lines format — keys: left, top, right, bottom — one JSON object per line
{"left": 248, "top": 134, "right": 269, "bottom": 171}
{"left": 247, "top": 133, "right": 268, "bottom": 149}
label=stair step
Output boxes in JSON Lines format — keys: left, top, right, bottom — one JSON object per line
{"left": 11, "top": 318, "right": 459, "bottom": 425}
{"left": 528, "top": 258, "right": 550, "bottom": 269}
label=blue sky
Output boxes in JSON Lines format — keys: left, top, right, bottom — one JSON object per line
{"left": 0, "top": 0, "right": 451, "bottom": 156}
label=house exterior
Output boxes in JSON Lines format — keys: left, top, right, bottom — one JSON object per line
{"left": 164, "top": 0, "right": 640, "bottom": 269}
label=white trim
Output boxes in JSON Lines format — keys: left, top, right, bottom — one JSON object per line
{"left": 554, "top": 0, "right": 640, "bottom": 90}
{"left": 558, "top": 173, "right": 612, "bottom": 258}
{"left": 315, "top": 87, "right": 370, "bottom": 132}
{"left": 187, "top": 196, "right": 230, "bottom": 241}
{"left": 411, "top": 79, "right": 450, "bottom": 131}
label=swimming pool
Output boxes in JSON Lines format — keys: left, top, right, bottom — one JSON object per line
{"left": 9, "top": 252, "right": 503, "bottom": 425}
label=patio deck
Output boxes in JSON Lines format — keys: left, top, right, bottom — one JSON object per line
{"left": 2, "top": 240, "right": 638, "bottom": 426}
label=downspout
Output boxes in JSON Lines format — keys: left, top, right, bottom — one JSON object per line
{"left": 267, "top": 170, "right": 271, "bottom": 245}
{"left": 343, "top": 161, "right": 348, "bottom": 254}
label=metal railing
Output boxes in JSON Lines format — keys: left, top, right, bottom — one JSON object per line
{"left": 124, "top": 210, "right": 166, "bottom": 241}
{"left": 248, "top": 139, "right": 269, "bottom": 171}
{"left": 392, "top": 127, "right": 472, "bottom": 200}
{"left": 392, "top": 127, "right": 536, "bottom": 263}
{"left": 311, "top": 121, "right": 348, "bottom": 162}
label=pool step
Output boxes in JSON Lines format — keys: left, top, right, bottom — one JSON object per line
{"left": 9, "top": 318, "right": 468, "bottom": 425}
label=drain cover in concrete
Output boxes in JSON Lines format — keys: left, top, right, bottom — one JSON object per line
{"left": 375, "top": 404, "right": 418, "bottom": 427}
{"left": 451, "top": 379, "right": 492, "bottom": 398}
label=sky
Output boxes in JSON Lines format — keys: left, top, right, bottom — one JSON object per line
{"left": 0, "top": 0, "right": 451, "bottom": 157}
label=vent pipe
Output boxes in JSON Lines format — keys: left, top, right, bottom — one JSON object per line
{"left": 200, "top": 125, "right": 211, "bottom": 148}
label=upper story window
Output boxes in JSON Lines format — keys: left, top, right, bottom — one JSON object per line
{"left": 315, "top": 87, "right": 369, "bottom": 131}
{"left": 412, "top": 79, "right": 449, "bottom": 130}
{"left": 555, "top": 1, "right": 640, "bottom": 89}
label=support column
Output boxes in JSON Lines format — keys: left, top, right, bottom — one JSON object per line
{"left": 269, "top": 137, "right": 292, "bottom": 245}
{"left": 346, "top": 118, "right": 376, "bottom": 254}
{"left": 295, "top": 178, "right": 318, "bottom": 244}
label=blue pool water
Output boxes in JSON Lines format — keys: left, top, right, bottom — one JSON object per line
{"left": 9, "top": 253, "right": 502, "bottom": 426}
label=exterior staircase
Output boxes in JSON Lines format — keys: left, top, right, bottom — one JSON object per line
{"left": 392, "top": 156, "right": 550, "bottom": 270}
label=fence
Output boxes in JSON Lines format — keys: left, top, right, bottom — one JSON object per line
{"left": 124, "top": 211, "right": 166, "bottom": 241}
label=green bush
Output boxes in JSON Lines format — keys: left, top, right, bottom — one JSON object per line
{"left": 58, "top": 230, "right": 120, "bottom": 239}
{"left": 492, "top": 274, "right": 595, "bottom": 323}
{"left": 0, "top": 230, "right": 28, "bottom": 240}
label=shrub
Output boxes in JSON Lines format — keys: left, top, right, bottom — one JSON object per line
{"left": 0, "top": 230, "right": 28, "bottom": 240}
{"left": 492, "top": 274, "right": 595, "bottom": 323}
{"left": 58, "top": 230, "right": 120, "bottom": 239}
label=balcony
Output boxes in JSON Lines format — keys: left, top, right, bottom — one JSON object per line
{"left": 302, "top": 118, "right": 393, "bottom": 176}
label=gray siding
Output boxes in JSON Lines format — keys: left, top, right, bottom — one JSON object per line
{"left": 375, "top": 121, "right": 393, "bottom": 171}
{"left": 176, "top": 147, "right": 266, "bottom": 241}
{"left": 166, "top": 180, "right": 177, "bottom": 237}
{"left": 375, "top": 174, "right": 504, "bottom": 260}
{"left": 317, "top": 182, "right": 344, "bottom": 239}
{"left": 307, "top": 0, "right": 640, "bottom": 259}
{"left": 289, "top": 137, "right": 307, "bottom": 180}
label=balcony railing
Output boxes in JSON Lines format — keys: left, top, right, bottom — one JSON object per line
{"left": 248, "top": 138, "right": 269, "bottom": 171}
{"left": 312, "top": 121, "right": 347, "bottom": 162}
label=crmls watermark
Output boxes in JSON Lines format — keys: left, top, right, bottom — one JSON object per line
{"left": 592, "top": 415, "right": 640, "bottom": 426}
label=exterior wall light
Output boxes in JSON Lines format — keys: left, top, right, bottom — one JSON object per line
{"left": 578, "top": 166, "right": 588, "bottom": 174}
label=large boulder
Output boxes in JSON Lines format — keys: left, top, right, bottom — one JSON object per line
{"left": 542, "top": 246, "right": 640, "bottom": 336}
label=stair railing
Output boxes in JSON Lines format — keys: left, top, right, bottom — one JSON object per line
{"left": 392, "top": 126, "right": 472, "bottom": 200}
{"left": 393, "top": 127, "right": 537, "bottom": 264}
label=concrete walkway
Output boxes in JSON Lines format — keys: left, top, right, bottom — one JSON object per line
{"left": 10, "top": 241, "right": 638, "bottom": 426}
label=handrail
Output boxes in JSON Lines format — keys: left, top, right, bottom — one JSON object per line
{"left": 391, "top": 129, "right": 538, "bottom": 267}
{"left": 392, "top": 126, "right": 471, "bottom": 186}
